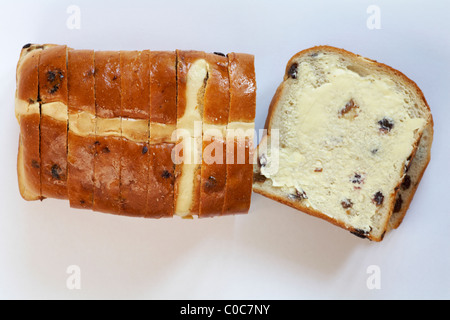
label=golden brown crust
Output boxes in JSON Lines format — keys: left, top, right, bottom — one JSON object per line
{"left": 226, "top": 53, "right": 256, "bottom": 123}
{"left": 94, "top": 51, "right": 121, "bottom": 118}
{"left": 67, "top": 50, "right": 95, "bottom": 113}
{"left": 149, "top": 51, "right": 177, "bottom": 126}
{"left": 93, "top": 51, "right": 121, "bottom": 214}
{"left": 39, "top": 45, "right": 68, "bottom": 199}
{"left": 222, "top": 53, "right": 256, "bottom": 215}
{"left": 199, "top": 53, "right": 230, "bottom": 218}
{"left": 120, "top": 50, "right": 150, "bottom": 119}
{"left": 67, "top": 49, "right": 95, "bottom": 209}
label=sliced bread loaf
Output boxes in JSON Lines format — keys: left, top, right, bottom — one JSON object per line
{"left": 253, "top": 46, "right": 433, "bottom": 241}
{"left": 16, "top": 44, "right": 258, "bottom": 221}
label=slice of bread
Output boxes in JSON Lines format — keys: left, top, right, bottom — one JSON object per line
{"left": 222, "top": 53, "right": 256, "bottom": 215}
{"left": 15, "top": 44, "right": 43, "bottom": 201}
{"left": 38, "top": 44, "right": 69, "bottom": 200}
{"left": 67, "top": 49, "right": 96, "bottom": 209}
{"left": 147, "top": 51, "right": 177, "bottom": 218}
{"left": 253, "top": 46, "right": 433, "bottom": 241}
{"left": 174, "top": 50, "right": 209, "bottom": 217}
{"left": 92, "top": 51, "right": 122, "bottom": 215}
{"left": 119, "top": 50, "right": 150, "bottom": 217}
{"left": 199, "top": 52, "right": 230, "bottom": 217}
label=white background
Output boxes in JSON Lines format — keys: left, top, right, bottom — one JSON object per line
{"left": 0, "top": 0, "right": 449, "bottom": 300}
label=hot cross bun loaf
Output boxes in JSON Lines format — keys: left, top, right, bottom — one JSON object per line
{"left": 15, "top": 44, "right": 256, "bottom": 219}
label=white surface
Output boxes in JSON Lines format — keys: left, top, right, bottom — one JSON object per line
{"left": 1, "top": 0, "right": 449, "bottom": 300}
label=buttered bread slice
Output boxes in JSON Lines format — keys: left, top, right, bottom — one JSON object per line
{"left": 253, "top": 46, "right": 433, "bottom": 241}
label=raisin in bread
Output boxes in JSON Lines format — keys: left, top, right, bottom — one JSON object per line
{"left": 253, "top": 46, "right": 433, "bottom": 241}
